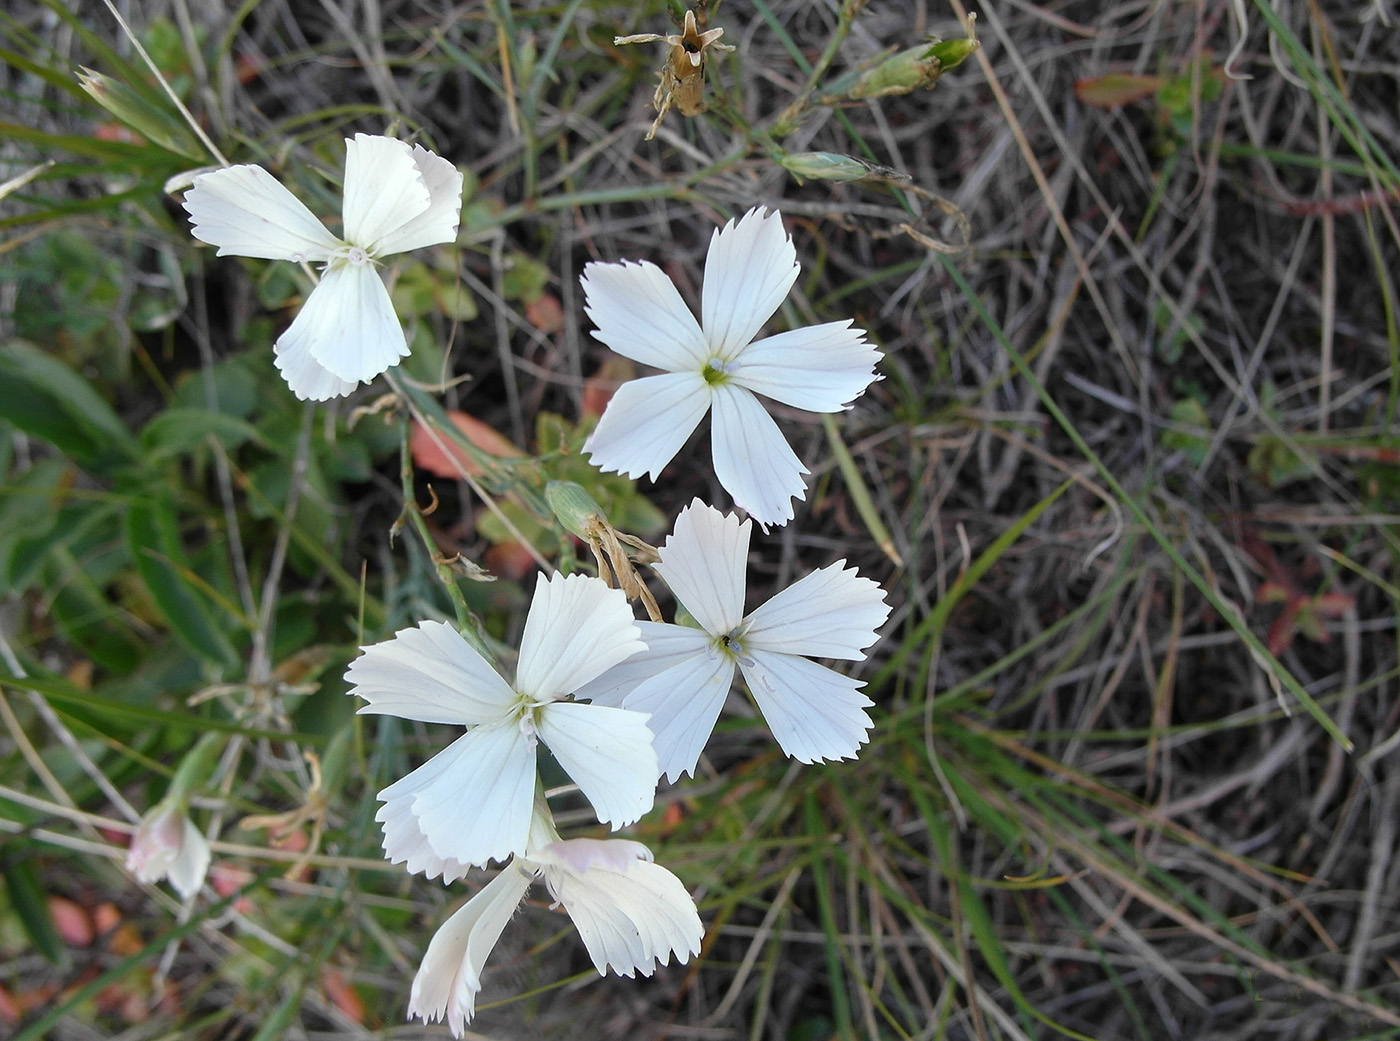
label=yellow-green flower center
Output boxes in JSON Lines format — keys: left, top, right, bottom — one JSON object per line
{"left": 701, "top": 357, "right": 735, "bottom": 386}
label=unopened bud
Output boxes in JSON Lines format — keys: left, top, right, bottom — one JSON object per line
{"left": 77, "top": 68, "right": 205, "bottom": 160}
{"left": 545, "top": 481, "right": 606, "bottom": 541}
{"left": 779, "top": 152, "right": 873, "bottom": 183}
{"left": 926, "top": 32, "right": 980, "bottom": 73}
{"left": 837, "top": 15, "right": 979, "bottom": 100}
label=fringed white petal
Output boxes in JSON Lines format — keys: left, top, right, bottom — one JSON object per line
{"left": 408, "top": 864, "right": 535, "bottom": 1037}
{"left": 730, "top": 321, "right": 882, "bottom": 412}
{"left": 743, "top": 562, "right": 890, "bottom": 661}
{"left": 583, "top": 371, "right": 711, "bottom": 480}
{"left": 738, "top": 650, "right": 874, "bottom": 764}
{"left": 378, "top": 724, "right": 535, "bottom": 869}
{"left": 340, "top": 134, "right": 431, "bottom": 252}
{"left": 346, "top": 620, "right": 518, "bottom": 725}
{"left": 183, "top": 164, "right": 339, "bottom": 261}
{"left": 286, "top": 259, "right": 409, "bottom": 383}
{"left": 373, "top": 794, "right": 474, "bottom": 881}
{"left": 581, "top": 259, "right": 709, "bottom": 371}
{"left": 573, "top": 621, "right": 714, "bottom": 707}
{"left": 700, "top": 208, "right": 798, "bottom": 360}
{"left": 652, "top": 500, "right": 750, "bottom": 635}
{"left": 515, "top": 573, "right": 644, "bottom": 702}
{"left": 271, "top": 329, "right": 360, "bottom": 401}
{"left": 371, "top": 142, "right": 464, "bottom": 255}
{"left": 533, "top": 842, "right": 702, "bottom": 978}
{"left": 348, "top": 618, "right": 523, "bottom": 721}
{"left": 710, "top": 384, "right": 808, "bottom": 528}
{"left": 536, "top": 702, "right": 658, "bottom": 827}
{"left": 622, "top": 645, "right": 736, "bottom": 782}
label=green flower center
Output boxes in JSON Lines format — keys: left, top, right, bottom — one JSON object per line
{"left": 701, "top": 357, "right": 735, "bottom": 385}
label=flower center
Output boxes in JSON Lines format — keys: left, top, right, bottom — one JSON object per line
{"left": 327, "top": 243, "right": 375, "bottom": 269}
{"left": 701, "top": 357, "right": 735, "bottom": 386}
{"left": 514, "top": 696, "right": 544, "bottom": 746}
{"left": 717, "top": 631, "right": 755, "bottom": 667}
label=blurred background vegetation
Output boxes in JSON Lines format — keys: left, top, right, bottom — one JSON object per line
{"left": 2, "top": 0, "right": 1399, "bottom": 1038}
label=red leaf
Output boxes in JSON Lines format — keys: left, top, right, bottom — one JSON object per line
{"left": 1075, "top": 73, "right": 1165, "bottom": 109}
{"left": 410, "top": 411, "right": 525, "bottom": 479}
{"left": 582, "top": 356, "right": 637, "bottom": 419}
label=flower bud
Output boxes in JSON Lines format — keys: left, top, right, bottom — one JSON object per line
{"left": 545, "top": 480, "right": 606, "bottom": 541}
{"left": 126, "top": 799, "right": 211, "bottom": 900}
{"left": 837, "top": 15, "right": 979, "bottom": 100}
{"left": 76, "top": 68, "right": 204, "bottom": 160}
{"left": 779, "top": 152, "right": 873, "bottom": 183}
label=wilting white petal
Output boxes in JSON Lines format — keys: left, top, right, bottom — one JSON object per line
{"left": 536, "top": 703, "right": 657, "bottom": 827}
{"left": 623, "top": 643, "right": 736, "bottom": 782}
{"left": 286, "top": 260, "right": 409, "bottom": 383}
{"left": 582, "top": 259, "right": 709, "bottom": 371}
{"left": 700, "top": 209, "right": 798, "bottom": 360}
{"left": 652, "top": 500, "right": 750, "bottom": 634}
{"left": 584, "top": 371, "right": 711, "bottom": 480}
{"left": 409, "top": 864, "right": 535, "bottom": 1037}
{"left": 710, "top": 384, "right": 808, "bottom": 528}
{"left": 574, "top": 621, "right": 714, "bottom": 706}
{"left": 183, "top": 164, "right": 340, "bottom": 261}
{"left": 127, "top": 802, "right": 209, "bottom": 899}
{"left": 515, "top": 573, "right": 644, "bottom": 702}
{"left": 272, "top": 333, "right": 361, "bottom": 401}
{"left": 372, "top": 143, "right": 464, "bottom": 255}
{"left": 379, "top": 724, "right": 535, "bottom": 868}
{"left": 340, "top": 134, "right": 431, "bottom": 252}
{"left": 730, "top": 322, "right": 881, "bottom": 412}
{"left": 347, "top": 620, "right": 518, "bottom": 725}
{"left": 533, "top": 841, "right": 702, "bottom": 977}
{"left": 743, "top": 562, "right": 890, "bottom": 661}
{"left": 738, "top": 650, "right": 874, "bottom": 764}
{"left": 530, "top": 837, "right": 652, "bottom": 873}
{"left": 166, "top": 819, "right": 212, "bottom": 900}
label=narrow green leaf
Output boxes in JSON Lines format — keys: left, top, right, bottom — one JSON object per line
{"left": 125, "top": 498, "right": 240, "bottom": 668}
{"left": 1, "top": 856, "right": 66, "bottom": 965}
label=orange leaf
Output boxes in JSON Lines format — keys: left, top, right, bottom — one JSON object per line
{"left": 582, "top": 356, "right": 637, "bottom": 419}
{"left": 48, "top": 895, "right": 94, "bottom": 948}
{"left": 322, "top": 967, "right": 366, "bottom": 1023}
{"left": 525, "top": 293, "right": 565, "bottom": 334}
{"left": 485, "top": 540, "right": 538, "bottom": 580}
{"left": 1075, "top": 73, "right": 1165, "bottom": 109}
{"left": 410, "top": 411, "right": 525, "bottom": 479}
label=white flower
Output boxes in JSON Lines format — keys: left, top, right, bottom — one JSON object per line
{"left": 409, "top": 838, "right": 702, "bottom": 1036}
{"left": 578, "top": 500, "right": 890, "bottom": 781}
{"left": 346, "top": 573, "right": 660, "bottom": 871}
{"left": 126, "top": 799, "right": 211, "bottom": 900}
{"left": 182, "top": 133, "right": 463, "bottom": 400}
{"left": 581, "top": 207, "right": 882, "bottom": 528}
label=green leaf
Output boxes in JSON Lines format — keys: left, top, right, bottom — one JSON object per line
{"left": 140, "top": 407, "right": 265, "bottom": 462}
{"left": 1, "top": 856, "right": 66, "bottom": 965}
{"left": 125, "top": 497, "right": 240, "bottom": 668}
{"left": 0, "top": 341, "right": 137, "bottom": 471}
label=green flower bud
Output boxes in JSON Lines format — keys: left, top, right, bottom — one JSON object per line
{"left": 76, "top": 68, "right": 205, "bottom": 160}
{"left": 926, "top": 35, "right": 980, "bottom": 73}
{"left": 779, "top": 152, "right": 873, "bottom": 183}
{"left": 832, "top": 15, "right": 979, "bottom": 100}
{"left": 545, "top": 480, "right": 606, "bottom": 541}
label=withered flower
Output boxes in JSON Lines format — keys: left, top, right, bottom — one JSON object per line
{"left": 616, "top": 9, "right": 733, "bottom": 139}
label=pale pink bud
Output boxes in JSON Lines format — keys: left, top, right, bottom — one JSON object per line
{"left": 126, "top": 801, "right": 211, "bottom": 900}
